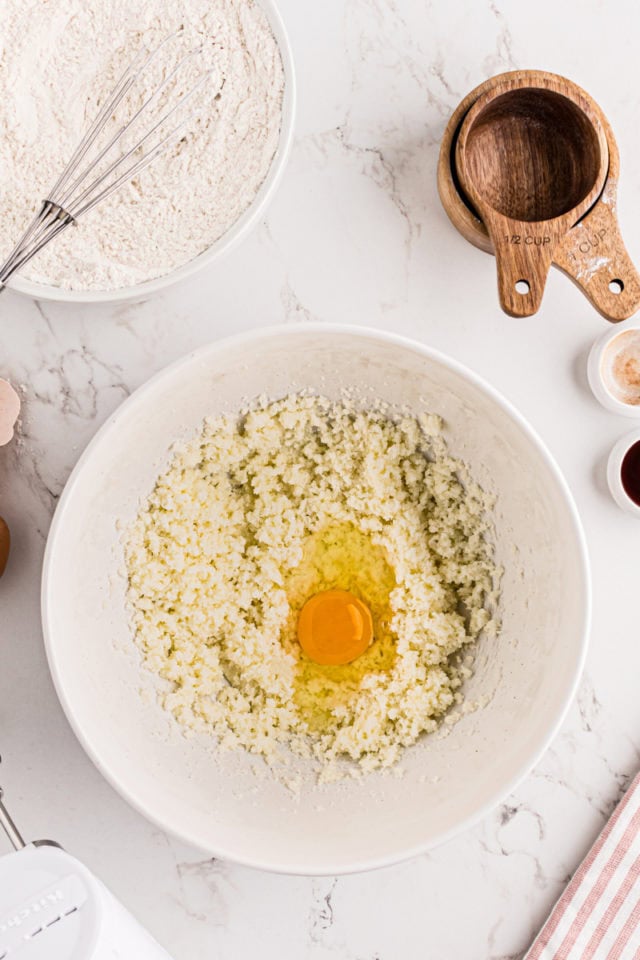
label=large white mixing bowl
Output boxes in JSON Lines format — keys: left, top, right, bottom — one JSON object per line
{"left": 42, "top": 325, "right": 590, "bottom": 874}
{"left": 7, "top": 0, "right": 295, "bottom": 305}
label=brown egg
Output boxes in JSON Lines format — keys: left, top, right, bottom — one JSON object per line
{"left": 0, "top": 517, "right": 10, "bottom": 578}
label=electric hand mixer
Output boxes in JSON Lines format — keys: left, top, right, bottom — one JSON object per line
{"left": 0, "top": 788, "right": 174, "bottom": 959}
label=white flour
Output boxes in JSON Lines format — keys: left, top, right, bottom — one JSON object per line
{"left": 0, "top": 0, "right": 285, "bottom": 291}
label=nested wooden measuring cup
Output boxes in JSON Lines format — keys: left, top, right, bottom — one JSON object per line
{"left": 442, "top": 71, "right": 640, "bottom": 320}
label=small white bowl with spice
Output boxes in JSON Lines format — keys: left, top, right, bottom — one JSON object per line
{"left": 588, "top": 320, "right": 640, "bottom": 416}
{"left": 0, "top": 0, "right": 295, "bottom": 304}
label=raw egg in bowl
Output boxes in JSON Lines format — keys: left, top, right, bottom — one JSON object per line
{"left": 42, "top": 324, "right": 589, "bottom": 874}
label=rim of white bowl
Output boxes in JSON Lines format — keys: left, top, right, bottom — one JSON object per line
{"left": 41, "top": 323, "right": 592, "bottom": 875}
{"left": 6, "top": 0, "right": 296, "bottom": 305}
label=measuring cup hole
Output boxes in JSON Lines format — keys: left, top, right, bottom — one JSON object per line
{"left": 609, "top": 279, "right": 624, "bottom": 295}
{"left": 515, "top": 279, "right": 530, "bottom": 295}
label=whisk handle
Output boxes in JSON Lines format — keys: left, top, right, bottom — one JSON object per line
{"left": 0, "top": 788, "right": 26, "bottom": 851}
{"left": 0, "top": 201, "right": 74, "bottom": 291}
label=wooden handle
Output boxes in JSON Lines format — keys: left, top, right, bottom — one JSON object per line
{"left": 553, "top": 183, "right": 640, "bottom": 322}
{"left": 488, "top": 215, "right": 561, "bottom": 317}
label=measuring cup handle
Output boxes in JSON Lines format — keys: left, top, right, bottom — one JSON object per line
{"left": 554, "top": 194, "right": 640, "bottom": 322}
{"left": 491, "top": 219, "right": 559, "bottom": 318}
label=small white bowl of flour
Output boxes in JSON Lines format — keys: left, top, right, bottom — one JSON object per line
{"left": 0, "top": 0, "right": 294, "bottom": 303}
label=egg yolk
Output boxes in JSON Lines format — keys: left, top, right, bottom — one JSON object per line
{"left": 297, "top": 589, "right": 373, "bottom": 666}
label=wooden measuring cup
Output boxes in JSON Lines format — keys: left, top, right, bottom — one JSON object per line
{"left": 454, "top": 73, "right": 609, "bottom": 317}
{"left": 438, "top": 71, "right": 640, "bottom": 322}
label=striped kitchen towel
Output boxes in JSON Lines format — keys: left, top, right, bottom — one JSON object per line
{"left": 526, "top": 772, "right": 640, "bottom": 959}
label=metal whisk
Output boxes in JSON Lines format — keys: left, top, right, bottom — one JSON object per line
{"left": 0, "top": 32, "right": 211, "bottom": 292}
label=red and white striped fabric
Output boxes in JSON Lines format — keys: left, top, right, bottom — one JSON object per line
{"left": 526, "top": 772, "right": 640, "bottom": 959}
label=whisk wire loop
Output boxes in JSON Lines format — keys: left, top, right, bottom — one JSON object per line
{"left": 0, "top": 31, "right": 210, "bottom": 291}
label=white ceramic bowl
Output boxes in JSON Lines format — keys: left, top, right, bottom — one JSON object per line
{"left": 42, "top": 325, "right": 590, "bottom": 874}
{"left": 7, "top": 0, "right": 295, "bottom": 305}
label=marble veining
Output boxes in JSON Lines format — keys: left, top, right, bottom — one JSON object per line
{"left": 1, "top": 1, "right": 640, "bottom": 957}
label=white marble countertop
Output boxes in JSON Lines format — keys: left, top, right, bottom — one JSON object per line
{"left": 2, "top": 0, "right": 640, "bottom": 956}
